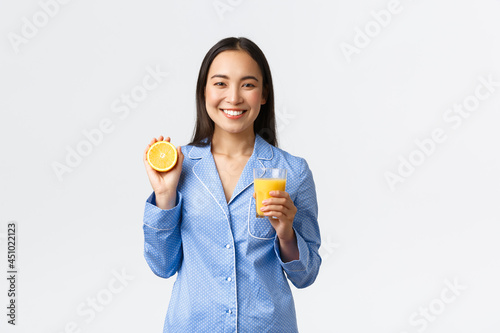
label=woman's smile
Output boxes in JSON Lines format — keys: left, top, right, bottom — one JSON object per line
{"left": 220, "top": 108, "right": 247, "bottom": 119}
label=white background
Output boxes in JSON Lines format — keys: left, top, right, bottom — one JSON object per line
{"left": 1, "top": 0, "right": 500, "bottom": 332}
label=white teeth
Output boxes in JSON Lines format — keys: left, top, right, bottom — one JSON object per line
{"left": 223, "top": 109, "right": 245, "bottom": 116}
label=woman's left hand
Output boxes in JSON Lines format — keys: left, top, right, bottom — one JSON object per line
{"left": 255, "top": 190, "right": 298, "bottom": 242}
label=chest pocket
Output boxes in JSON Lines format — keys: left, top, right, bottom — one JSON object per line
{"left": 247, "top": 197, "right": 276, "bottom": 240}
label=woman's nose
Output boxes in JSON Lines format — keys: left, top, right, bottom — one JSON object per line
{"left": 226, "top": 86, "right": 243, "bottom": 104}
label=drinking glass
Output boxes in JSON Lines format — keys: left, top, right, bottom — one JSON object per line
{"left": 253, "top": 168, "right": 287, "bottom": 218}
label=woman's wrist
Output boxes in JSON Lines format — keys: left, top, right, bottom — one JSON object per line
{"left": 277, "top": 229, "right": 299, "bottom": 262}
{"left": 277, "top": 226, "right": 296, "bottom": 243}
{"left": 155, "top": 191, "right": 177, "bottom": 210}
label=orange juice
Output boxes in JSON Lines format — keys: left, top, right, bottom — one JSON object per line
{"left": 254, "top": 178, "right": 286, "bottom": 217}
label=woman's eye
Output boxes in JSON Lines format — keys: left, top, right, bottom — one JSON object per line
{"left": 243, "top": 83, "right": 255, "bottom": 88}
{"left": 214, "top": 82, "right": 225, "bottom": 86}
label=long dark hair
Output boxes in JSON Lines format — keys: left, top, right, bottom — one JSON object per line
{"left": 189, "top": 37, "right": 277, "bottom": 147}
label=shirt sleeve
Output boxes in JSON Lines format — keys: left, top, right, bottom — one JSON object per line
{"left": 274, "top": 158, "right": 322, "bottom": 288}
{"left": 143, "top": 191, "right": 183, "bottom": 279}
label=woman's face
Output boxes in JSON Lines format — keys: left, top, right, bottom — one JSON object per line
{"left": 205, "top": 50, "right": 266, "bottom": 137}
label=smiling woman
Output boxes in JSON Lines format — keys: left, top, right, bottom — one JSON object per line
{"left": 191, "top": 37, "right": 277, "bottom": 147}
{"left": 204, "top": 50, "right": 266, "bottom": 137}
{"left": 142, "top": 37, "right": 321, "bottom": 333}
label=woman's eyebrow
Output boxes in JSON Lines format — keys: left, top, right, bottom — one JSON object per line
{"left": 241, "top": 75, "right": 259, "bottom": 81}
{"left": 210, "top": 74, "right": 259, "bottom": 81}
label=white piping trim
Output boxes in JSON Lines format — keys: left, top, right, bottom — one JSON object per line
{"left": 188, "top": 145, "right": 201, "bottom": 159}
{"left": 247, "top": 197, "right": 275, "bottom": 240}
{"left": 256, "top": 142, "right": 273, "bottom": 161}
{"left": 193, "top": 165, "right": 229, "bottom": 222}
{"left": 143, "top": 222, "right": 177, "bottom": 231}
{"left": 193, "top": 163, "right": 239, "bottom": 327}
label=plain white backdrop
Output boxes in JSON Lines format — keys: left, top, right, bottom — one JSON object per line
{"left": 1, "top": 0, "right": 500, "bottom": 332}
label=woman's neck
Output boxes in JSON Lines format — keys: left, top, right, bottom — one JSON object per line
{"left": 211, "top": 128, "right": 255, "bottom": 157}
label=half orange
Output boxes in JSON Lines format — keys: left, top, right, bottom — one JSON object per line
{"left": 147, "top": 141, "right": 178, "bottom": 172}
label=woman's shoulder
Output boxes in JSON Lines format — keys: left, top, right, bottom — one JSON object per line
{"left": 179, "top": 142, "right": 210, "bottom": 159}
{"left": 270, "top": 144, "right": 311, "bottom": 175}
{"left": 272, "top": 144, "right": 303, "bottom": 160}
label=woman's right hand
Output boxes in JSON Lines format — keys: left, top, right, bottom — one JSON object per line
{"left": 143, "top": 136, "right": 184, "bottom": 210}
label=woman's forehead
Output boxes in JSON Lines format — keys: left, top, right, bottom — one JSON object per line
{"left": 209, "top": 50, "right": 262, "bottom": 79}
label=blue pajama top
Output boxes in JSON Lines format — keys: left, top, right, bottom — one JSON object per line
{"left": 143, "top": 134, "right": 321, "bottom": 332}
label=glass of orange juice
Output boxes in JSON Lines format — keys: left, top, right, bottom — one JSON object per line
{"left": 253, "top": 168, "right": 287, "bottom": 218}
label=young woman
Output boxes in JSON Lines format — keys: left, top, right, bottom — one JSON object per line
{"left": 143, "top": 37, "right": 321, "bottom": 332}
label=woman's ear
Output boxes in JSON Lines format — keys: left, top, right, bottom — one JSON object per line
{"left": 261, "top": 85, "right": 268, "bottom": 105}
